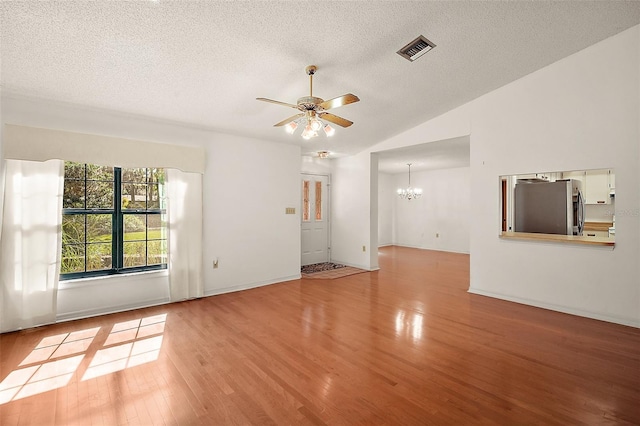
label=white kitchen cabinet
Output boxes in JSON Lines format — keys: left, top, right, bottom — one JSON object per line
{"left": 585, "top": 169, "right": 612, "bottom": 205}
{"left": 609, "top": 171, "right": 615, "bottom": 190}
{"left": 562, "top": 170, "right": 586, "bottom": 186}
{"left": 516, "top": 173, "right": 551, "bottom": 181}
{"left": 562, "top": 169, "right": 614, "bottom": 204}
{"left": 583, "top": 230, "right": 609, "bottom": 238}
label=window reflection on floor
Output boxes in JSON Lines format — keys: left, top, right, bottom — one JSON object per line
{"left": 0, "top": 327, "right": 99, "bottom": 404}
{"left": 82, "top": 314, "right": 166, "bottom": 381}
{"left": 0, "top": 314, "right": 167, "bottom": 405}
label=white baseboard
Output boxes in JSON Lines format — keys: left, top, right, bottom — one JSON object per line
{"left": 468, "top": 287, "right": 640, "bottom": 328}
{"left": 204, "top": 274, "right": 301, "bottom": 297}
{"left": 56, "top": 274, "right": 304, "bottom": 323}
{"left": 0, "top": 267, "right": 332, "bottom": 333}
{"left": 329, "top": 259, "right": 378, "bottom": 271}
{"left": 56, "top": 297, "right": 171, "bottom": 323}
{"left": 389, "top": 243, "right": 469, "bottom": 254}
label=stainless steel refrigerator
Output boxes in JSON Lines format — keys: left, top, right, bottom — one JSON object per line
{"left": 514, "top": 179, "right": 584, "bottom": 235}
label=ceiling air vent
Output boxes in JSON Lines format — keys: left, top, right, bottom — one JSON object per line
{"left": 397, "top": 35, "right": 436, "bottom": 62}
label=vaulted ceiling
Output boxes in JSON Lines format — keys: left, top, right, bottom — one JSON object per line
{"left": 1, "top": 1, "right": 639, "bottom": 162}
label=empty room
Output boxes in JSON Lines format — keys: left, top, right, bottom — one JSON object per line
{"left": 1, "top": 2, "right": 639, "bottom": 425}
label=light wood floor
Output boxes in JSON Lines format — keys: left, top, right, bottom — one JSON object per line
{"left": 1, "top": 246, "right": 639, "bottom": 425}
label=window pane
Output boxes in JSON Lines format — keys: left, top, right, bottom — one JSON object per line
{"left": 62, "top": 214, "right": 85, "bottom": 244}
{"left": 64, "top": 162, "right": 85, "bottom": 180}
{"left": 86, "top": 243, "right": 112, "bottom": 271}
{"left": 86, "top": 164, "right": 114, "bottom": 181}
{"left": 124, "top": 241, "right": 146, "bottom": 267}
{"left": 124, "top": 214, "right": 146, "bottom": 241}
{"left": 147, "top": 240, "right": 167, "bottom": 265}
{"left": 87, "top": 214, "right": 112, "bottom": 243}
{"left": 148, "top": 168, "right": 165, "bottom": 184}
{"left": 122, "top": 183, "right": 147, "bottom": 209}
{"left": 86, "top": 181, "right": 114, "bottom": 209}
{"left": 147, "top": 184, "right": 161, "bottom": 209}
{"left": 302, "top": 180, "right": 310, "bottom": 222}
{"left": 61, "top": 244, "right": 85, "bottom": 274}
{"left": 147, "top": 214, "right": 166, "bottom": 240}
{"left": 63, "top": 180, "right": 85, "bottom": 209}
{"left": 122, "top": 168, "right": 147, "bottom": 183}
{"left": 315, "top": 181, "right": 322, "bottom": 221}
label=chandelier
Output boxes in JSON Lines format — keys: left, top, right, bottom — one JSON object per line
{"left": 284, "top": 111, "right": 335, "bottom": 140}
{"left": 397, "top": 163, "right": 422, "bottom": 200}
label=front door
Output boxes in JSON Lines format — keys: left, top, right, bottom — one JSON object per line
{"left": 301, "top": 174, "right": 329, "bottom": 266}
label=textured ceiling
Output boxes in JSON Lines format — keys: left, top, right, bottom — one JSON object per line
{"left": 1, "top": 1, "right": 639, "bottom": 161}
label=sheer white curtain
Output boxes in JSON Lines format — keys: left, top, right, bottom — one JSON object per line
{"left": 166, "top": 169, "right": 203, "bottom": 301}
{"left": 0, "top": 159, "right": 64, "bottom": 333}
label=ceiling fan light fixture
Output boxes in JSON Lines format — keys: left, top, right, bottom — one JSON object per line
{"left": 323, "top": 124, "right": 335, "bottom": 137}
{"left": 310, "top": 118, "right": 323, "bottom": 132}
{"left": 257, "top": 65, "right": 359, "bottom": 139}
{"left": 301, "top": 123, "right": 318, "bottom": 140}
{"left": 285, "top": 121, "right": 298, "bottom": 134}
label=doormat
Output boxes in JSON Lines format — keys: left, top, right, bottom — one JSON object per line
{"left": 301, "top": 262, "right": 345, "bottom": 274}
{"left": 301, "top": 262, "right": 368, "bottom": 280}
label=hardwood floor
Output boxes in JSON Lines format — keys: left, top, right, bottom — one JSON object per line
{"left": 1, "top": 246, "right": 639, "bottom": 425}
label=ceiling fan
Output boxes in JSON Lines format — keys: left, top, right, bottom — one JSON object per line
{"left": 256, "top": 65, "right": 360, "bottom": 139}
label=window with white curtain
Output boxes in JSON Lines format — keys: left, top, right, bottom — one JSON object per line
{"left": 1, "top": 125, "right": 205, "bottom": 333}
{"left": 61, "top": 161, "right": 168, "bottom": 280}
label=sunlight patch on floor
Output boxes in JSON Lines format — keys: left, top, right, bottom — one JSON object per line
{"left": 0, "top": 313, "right": 167, "bottom": 405}
{"left": 81, "top": 314, "right": 166, "bottom": 381}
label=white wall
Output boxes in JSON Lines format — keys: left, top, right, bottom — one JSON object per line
{"left": 331, "top": 152, "right": 378, "bottom": 270}
{"left": 468, "top": 25, "right": 639, "bottom": 327}
{"left": 0, "top": 91, "right": 3, "bottom": 244}
{"left": 369, "top": 154, "right": 379, "bottom": 268}
{"left": 336, "top": 25, "right": 640, "bottom": 326}
{"left": 0, "top": 91, "right": 4, "bottom": 327}
{"left": 377, "top": 172, "right": 394, "bottom": 246}
{"left": 0, "top": 94, "right": 301, "bottom": 324}
{"left": 205, "top": 133, "right": 300, "bottom": 295}
{"left": 392, "top": 167, "right": 470, "bottom": 253}
{"left": 301, "top": 155, "right": 333, "bottom": 175}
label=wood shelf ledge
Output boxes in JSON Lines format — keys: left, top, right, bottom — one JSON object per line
{"left": 583, "top": 222, "right": 614, "bottom": 232}
{"left": 500, "top": 231, "right": 615, "bottom": 247}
